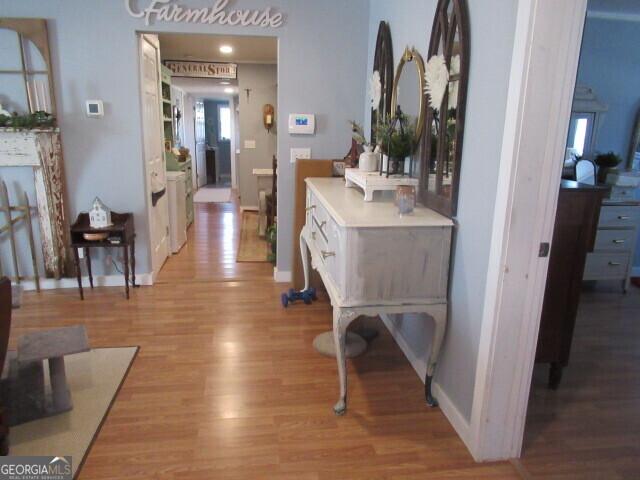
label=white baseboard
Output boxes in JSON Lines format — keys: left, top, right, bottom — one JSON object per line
{"left": 379, "top": 314, "right": 474, "bottom": 457}
{"left": 273, "top": 268, "right": 291, "bottom": 283}
{"left": 240, "top": 205, "right": 259, "bottom": 212}
{"left": 16, "top": 273, "right": 154, "bottom": 291}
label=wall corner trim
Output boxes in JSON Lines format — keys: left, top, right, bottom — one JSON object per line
{"left": 273, "top": 268, "right": 292, "bottom": 283}
{"left": 16, "top": 273, "right": 154, "bottom": 291}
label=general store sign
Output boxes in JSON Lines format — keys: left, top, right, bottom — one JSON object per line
{"left": 164, "top": 60, "right": 237, "bottom": 79}
{"left": 125, "top": 0, "right": 285, "bottom": 28}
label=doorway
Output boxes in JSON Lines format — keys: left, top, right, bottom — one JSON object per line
{"left": 138, "top": 32, "right": 278, "bottom": 279}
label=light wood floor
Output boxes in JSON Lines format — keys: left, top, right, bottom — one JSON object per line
{"left": 9, "top": 199, "right": 639, "bottom": 478}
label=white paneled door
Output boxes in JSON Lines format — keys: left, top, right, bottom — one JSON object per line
{"left": 139, "top": 34, "right": 170, "bottom": 279}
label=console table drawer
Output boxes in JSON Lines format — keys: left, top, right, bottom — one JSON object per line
{"left": 609, "top": 186, "right": 635, "bottom": 202}
{"left": 584, "top": 252, "right": 630, "bottom": 280}
{"left": 593, "top": 229, "right": 637, "bottom": 251}
{"left": 598, "top": 205, "right": 640, "bottom": 228}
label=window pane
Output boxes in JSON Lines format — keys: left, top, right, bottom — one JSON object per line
{"left": 572, "top": 118, "right": 588, "bottom": 157}
{"left": 219, "top": 106, "right": 231, "bottom": 140}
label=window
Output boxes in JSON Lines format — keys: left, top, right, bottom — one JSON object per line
{"left": 566, "top": 112, "right": 595, "bottom": 158}
{"left": 218, "top": 104, "right": 231, "bottom": 141}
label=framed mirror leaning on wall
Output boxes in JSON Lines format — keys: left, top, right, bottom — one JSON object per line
{"left": 421, "top": 0, "right": 470, "bottom": 217}
{"left": 371, "top": 21, "right": 394, "bottom": 145}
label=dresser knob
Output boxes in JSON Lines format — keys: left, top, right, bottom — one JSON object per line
{"left": 321, "top": 250, "right": 335, "bottom": 259}
{"left": 618, "top": 215, "right": 630, "bottom": 220}
{"left": 608, "top": 261, "right": 621, "bottom": 266}
{"left": 612, "top": 239, "right": 625, "bottom": 244}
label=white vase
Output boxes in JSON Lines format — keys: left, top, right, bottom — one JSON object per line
{"left": 359, "top": 146, "right": 379, "bottom": 172}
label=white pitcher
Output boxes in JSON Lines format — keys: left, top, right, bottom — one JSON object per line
{"left": 359, "top": 145, "right": 379, "bottom": 172}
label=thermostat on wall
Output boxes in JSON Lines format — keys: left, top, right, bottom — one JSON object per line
{"left": 86, "top": 100, "right": 104, "bottom": 118}
{"left": 288, "top": 113, "right": 315, "bottom": 135}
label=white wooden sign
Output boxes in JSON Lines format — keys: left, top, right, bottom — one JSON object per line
{"left": 164, "top": 60, "right": 237, "bottom": 79}
{"left": 125, "top": 0, "right": 285, "bottom": 28}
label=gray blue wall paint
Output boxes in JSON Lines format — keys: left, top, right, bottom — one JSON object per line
{"left": 576, "top": 15, "right": 640, "bottom": 268}
{"left": 0, "top": 0, "right": 369, "bottom": 277}
{"left": 365, "top": 0, "right": 519, "bottom": 421}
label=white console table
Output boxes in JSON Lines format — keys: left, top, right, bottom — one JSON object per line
{"left": 300, "top": 178, "right": 454, "bottom": 415}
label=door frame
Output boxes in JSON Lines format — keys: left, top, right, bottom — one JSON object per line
{"left": 466, "top": 0, "right": 588, "bottom": 461}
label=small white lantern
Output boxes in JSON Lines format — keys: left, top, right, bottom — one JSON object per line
{"left": 89, "top": 197, "right": 112, "bottom": 228}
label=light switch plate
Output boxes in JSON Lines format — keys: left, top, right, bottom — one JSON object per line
{"left": 290, "top": 147, "right": 311, "bottom": 164}
{"left": 244, "top": 140, "right": 256, "bottom": 149}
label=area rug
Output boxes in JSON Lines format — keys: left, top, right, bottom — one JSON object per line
{"left": 8, "top": 346, "right": 138, "bottom": 479}
{"left": 237, "top": 210, "right": 269, "bottom": 262}
{"left": 193, "top": 187, "right": 231, "bottom": 203}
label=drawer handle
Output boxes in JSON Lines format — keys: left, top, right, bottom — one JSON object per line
{"left": 608, "top": 261, "right": 622, "bottom": 266}
{"left": 612, "top": 239, "right": 626, "bottom": 244}
{"left": 306, "top": 205, "right": 316, "bottom": 212}
{"left": 617, "top": 215, "right": 630, "bottom": 220}
{"left": 311, "top": 232, "right": 316, "bottom": 240}
{"left": 321, "top": 250, "right": 335, "bottom": 259}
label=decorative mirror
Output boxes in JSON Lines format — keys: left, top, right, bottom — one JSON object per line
{"left": 370, "top": 21, "right": 394, "bottom": 144}
{"left": 421, "top": 0, "right": 470, "bottom": 217}
{"left": 391, "top": 47, "right": 426, "bottom": 149}
{"left": 0, "top": 19, "right": 57, "bottom": 116}
{"left": 627, "top": 107, "right": 640, "bottom": 171}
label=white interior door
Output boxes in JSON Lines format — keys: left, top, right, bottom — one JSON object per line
{"left": 139, "top": 34, "right": 170, "bottom": 278}
{"left": 194, "top": 101, "right": 207, "bottom": 188}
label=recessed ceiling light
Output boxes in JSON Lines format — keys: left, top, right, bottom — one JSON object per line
{"left": 224, "top": 87, "right": 234, "bottom": 94}
{"left": 220, "top": 81, "right": 230, "bottom": 85}
{"left": 219, "top": 45, "right": 233, "bottom": 54}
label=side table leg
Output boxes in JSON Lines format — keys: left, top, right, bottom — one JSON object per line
{"left": 123, "top": 245, "right": 130, "bottom": 299}
{"left": 73, "top": 247, "right": 83, "bottom": 300}
{"left": 49, "top": 357, "right": 72, "bottom": 411}
{"left": 130, "top": 239, "right": 137, "bottom": 287}
{"left": 425, "top": 304, "right": 447, "bottom": 407}
{"left": 85, "top": 247, "right": 93, "bottom": 288}
{"left": 332, "top": 308, "right": 358, "bottom": 415}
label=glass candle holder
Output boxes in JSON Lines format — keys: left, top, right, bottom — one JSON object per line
{"left": 395, "top": 185, "right": 416, "bottom": 216}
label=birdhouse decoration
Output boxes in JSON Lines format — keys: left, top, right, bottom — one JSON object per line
{"left": 89, "top": 197, "right": 112, "bottom": 228}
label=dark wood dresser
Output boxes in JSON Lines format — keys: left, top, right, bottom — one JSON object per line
{"left": 536, "top": 180, "right": 609, "bottom": 388}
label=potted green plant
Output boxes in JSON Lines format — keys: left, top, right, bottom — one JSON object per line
{"left": 374, "top": 111, "right": 416, "bottom": 175}
{"left": 266, "top": 223, "right": 277, "bottom": 264}
{"left": 594, "top": 151, "right": 622, "bottom": 184}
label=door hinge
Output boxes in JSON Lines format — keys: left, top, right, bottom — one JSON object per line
{"left": 538, "top": 242, "right": 550, "bottom": 258}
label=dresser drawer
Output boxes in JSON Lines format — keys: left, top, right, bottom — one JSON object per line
{"left": 593, "top": 229, "right": 637, "bottom": 252}
{"left": 584, "top": 252, "right": 630, "bottom": 280}
{"left": 598, "top": 205, "right": 640, "bottom": 228}
{"left": 609, "top": 186, "right": 636, "bottom": 202}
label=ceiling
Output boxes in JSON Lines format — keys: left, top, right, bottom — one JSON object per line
{"left": 588, "top": 0, "right": 640, "bottom": 15}
{"left": 158, "top": 33, "right": 277, "bottom": 64}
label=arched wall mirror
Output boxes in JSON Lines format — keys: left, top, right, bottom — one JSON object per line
{"left": 391, "top": 47, "right": 426, "bottom": 149}
{"left": 0, "top": 18, "right": 57, "bottom": 116}
{"left": 371, "top": 21, "right": 394, "bottom": 144}
{"left": 421, "top": 0, "right": 470, "bottom": 217}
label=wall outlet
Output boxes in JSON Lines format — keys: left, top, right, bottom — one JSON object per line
{"left": 290, "top": 148, "right": 311, "bottom": 164}
{"left": 78, "top": 248, "right": 84, "bottom": 259}
{"left": 244, "top": 140, "right": 256, "bottom": 149}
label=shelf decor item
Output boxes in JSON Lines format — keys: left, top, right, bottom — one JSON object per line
{"left": 349, "top": 120, "right": 379, "bottom": 172}
{"left": 396, "top": 184, "right": 416, "bottom": 215}
{"left": 375, "top": 107, "right": 416, "bottom": 177}
{"left": 594, "top": 151, "right": 622, "bottom": 184}
{"left": 88, "top": 197, "right": 112, "bottom": 229}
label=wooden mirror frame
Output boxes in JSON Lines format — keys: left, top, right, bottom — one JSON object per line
{"left": 627, "top": 106, "right": 640, "bottom": 171}
{"left": 0, "top": 18, "right": 57, "bottom": 116}
{"left": 371, "top": 21, "right": 394, "bottom": 144}
{"left": 420, "top": 0, "right": 470, "bottom": 217}
{"left": 390, "top": 47, "right": 427, "bottom": 149}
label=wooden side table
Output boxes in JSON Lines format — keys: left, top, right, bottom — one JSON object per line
{"left": 69, "top": 212, "right": 136, "bottom": 300}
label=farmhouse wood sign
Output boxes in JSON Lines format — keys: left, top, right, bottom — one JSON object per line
{"left": 125, "top": 0, "right": 285, "bottom": 28}
{"left": 164, "top": 60, "right": 237, "bottom": 79}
